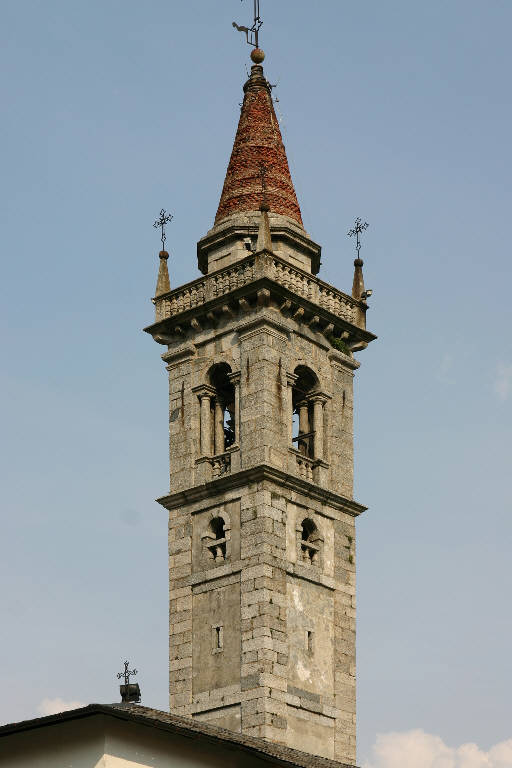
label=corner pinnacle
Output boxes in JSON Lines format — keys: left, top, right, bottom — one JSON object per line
{"left": 352, "top": 257, "right": 365, "bottom": 301}
{"left": 155, "top": 251, "right": 170, "bottom": 297}
{"left": 255, "top": 203, "right": 273, "bottom": 253}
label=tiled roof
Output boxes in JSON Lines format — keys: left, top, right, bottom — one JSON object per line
{"left": 0, "top": 703, "right": 357, "bottom": 768}
{"left": 215, "top": 63, "right": 303, "bottom": 228}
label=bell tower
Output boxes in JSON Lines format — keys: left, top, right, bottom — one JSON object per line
{"left": 145, "top": 47, "right": 375, "bottom": 765}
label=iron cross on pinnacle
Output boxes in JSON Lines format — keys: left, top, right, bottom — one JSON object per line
{"left": 153, "top": 208, "right": 173, "bottom": 253}
{"left": 117, "top": 660, "right": 137, "bottom": 687}
{"left": 348, "top": 218, "right": 369, "bottom": 258}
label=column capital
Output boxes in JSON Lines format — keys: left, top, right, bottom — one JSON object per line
{"left": 309, "top": 391, "right": 331, "bottom": 404}
{"left": 192, "top": 384, "right": 216, "bottom": 400}
{"left": 286, "top": 372, "right": 298, "bottom": 387}
{"left": 228, "top": 371, "right": 241, "bottom": 385}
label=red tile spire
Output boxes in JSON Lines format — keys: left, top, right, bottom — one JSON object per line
{"left": 215, "top": 60, "right": 303, "bottom": 228}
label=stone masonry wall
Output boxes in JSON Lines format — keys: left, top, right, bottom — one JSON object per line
{"left": 162, "top": 290, "right": 361, "bottom": 766}
{"left": 165, "top": 478, "right": 356, "bottom": 763}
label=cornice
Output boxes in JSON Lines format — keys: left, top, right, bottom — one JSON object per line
{"left": 145, "top": 275, "right": 376, "bottom": 348}
{"left": 156, "top": 464, "right": 367, "bottom": 517}
{"left": 161, "top": 344, "right": 196, "bottom": 366}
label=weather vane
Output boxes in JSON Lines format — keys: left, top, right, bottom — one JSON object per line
{"left": 117, "top": 660, "right": 137, "bottom": 687}
{"left": 233, "top": 0, "right": 263, "bottom": 50}
{"left": 348, "top": 218, "right": 369, "bottom": 258}
{"left": 153, "top": 208, "right": 173, "bottom": 253}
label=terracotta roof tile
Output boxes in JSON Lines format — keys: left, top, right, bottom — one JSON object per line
{"left": 215, "top": 64, "right": 303, "bottom": 227}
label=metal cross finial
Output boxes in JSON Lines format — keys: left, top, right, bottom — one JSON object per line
{"left": 233, "top": 0, "right": 262, "bottom": 48}
{"left": 117, "top": 660, "right": 137, "bottom": 687}
{"left": 153, "top": 208, "right": 173, "bottom": 252}
{"left": 348, "top": 218, "right": 369, "bottom": 257}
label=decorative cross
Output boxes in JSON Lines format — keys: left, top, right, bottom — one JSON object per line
{"left": 233, "top": 0, "right": 263, "bottom": 48}
{"left": 117, "top": 660, "right": 137, "bottom": 687}
{"left": 153, "top": 208, "right": 173, "bottom": 252}
{"left": 347, "top": 218, "right": 369, "bottom": 257}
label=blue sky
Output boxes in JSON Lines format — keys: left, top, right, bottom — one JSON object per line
{"left": 1, "top": 2, "right": 511, "bottom": 766}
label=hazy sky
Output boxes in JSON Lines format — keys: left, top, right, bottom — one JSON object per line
{"left": 1, "top": 2, "right": 511, "bottom": 766}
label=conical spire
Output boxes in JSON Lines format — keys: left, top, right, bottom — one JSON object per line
{"left": 215, "top": 62, "right": 303, "bottom": 227}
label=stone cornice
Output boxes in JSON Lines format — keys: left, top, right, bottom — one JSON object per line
{"left": 237, "top": 313, "right": 291, "bottom": 343}
{"left": 285, "top": 566, "right": 336, "bottom": 591}
{"left": 157, "top": 464, "right": 367, "bottom": 517}
{"left": 328, "top": 350, "right": 360, "bottom": 371}
{"left": 161, "top": 344, "right": 196, "bottom": 366}
{"left": 145, "top": 274, "right": 376, "bottom": 351}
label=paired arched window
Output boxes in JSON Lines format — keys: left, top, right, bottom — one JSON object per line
{"left": 299, "top": 518, "right": 322, "bottom": 565}
{"left": 197, "top": 364, "right": 236, "bottom": 460}
{"left": 204, "top": 516, "right": 227, "bottom": 562}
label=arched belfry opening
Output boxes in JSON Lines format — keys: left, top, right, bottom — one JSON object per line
{"left": 292, "top": 366, "right": 318, "bottom": 458}
{"left": 209, "top": 363, "right": 235, "bottom": 453}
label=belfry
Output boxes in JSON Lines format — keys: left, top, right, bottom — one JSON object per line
{"left": 145, "top": 42, "right": 375, "bottom": 765}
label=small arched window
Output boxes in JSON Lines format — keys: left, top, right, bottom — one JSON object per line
{"left": 300, "top": 518, "right": 322, "bottom": 565}
{"left": 205, "top": 516, "right": 227, "bottom": 562}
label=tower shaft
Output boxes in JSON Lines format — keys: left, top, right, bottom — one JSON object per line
{"left": 145, "top": 57, "right": 375, "bottom": 766}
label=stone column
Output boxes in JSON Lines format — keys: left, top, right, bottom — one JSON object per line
{"left": 311, "top": 396, "right": 325, "bottom": 461}
{"left": 228, "top": 371, "right": 241, "bottom": 445}
{"left": 193, "top": 384, "right": 216, "bottom": 459}
{"left": 286, "top": 372, "right": 298, "bottom": 447}
{"left": 214, "top": 398, "right": 225, "bottom": 455}
{"left": 298, "top": 400, "right": 309, "bottom": 455}
{"left": 228, "top": 371, "right": 242, "bottom": 472}
{"left": 199, "top": 394, "right": 213, "bottom": 456}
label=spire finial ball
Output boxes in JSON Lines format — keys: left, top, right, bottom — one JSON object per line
{"left": 251, "top": 48, "right": 265, "bottom": 64}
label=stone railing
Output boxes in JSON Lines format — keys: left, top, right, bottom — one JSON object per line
{"left": 294, "top": 452, "right": 315, "bottom": 482}
{"left": 154, "top": 252, "right": 357, "bottom": 325}
{"left": 211, "top": 451, "right": 231, "bottom": 478}
{"left": 269, "top": 259, "right": 356, "bottom": 322}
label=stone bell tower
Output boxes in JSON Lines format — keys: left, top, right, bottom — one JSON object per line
{"left": 145, "top": 48, "right": 375, "bottom": 765}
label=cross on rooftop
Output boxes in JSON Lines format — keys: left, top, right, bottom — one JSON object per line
{"left": 153, "top": 209, "right": 173, "bottom": 252}
{"left": 117, "top": 660, "right": 137, "bottom": 687}
{"left": 348, "top": 217, "right": 369, "bottom": 257}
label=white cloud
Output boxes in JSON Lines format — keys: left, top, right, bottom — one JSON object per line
{"left": 37, "top": 697, "right": 85, "bottom": 716}
{"left": 363, "top": 729, "right": 512, "bottom": 768}
{"left": 494, "top": 363, "right": 512, "bottom": 402}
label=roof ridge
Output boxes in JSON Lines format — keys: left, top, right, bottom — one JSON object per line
{"left": 0, "top": 703, "right": 358, "bottom": 768}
